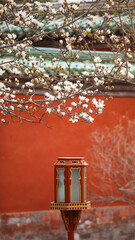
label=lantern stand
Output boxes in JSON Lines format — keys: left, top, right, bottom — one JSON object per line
{"left": 50, "top": 157, "right": 91, "bottom": 240}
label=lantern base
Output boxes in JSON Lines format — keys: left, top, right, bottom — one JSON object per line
{"left": 50, "top": 201, "right": 91, "bottom": 210}
{"left": 61, "top": 210, "right": 82, "bottom": 240}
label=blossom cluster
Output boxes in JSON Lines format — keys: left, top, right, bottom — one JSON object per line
{"left": 0, "top": 0, "right": 134, "bottom": 126}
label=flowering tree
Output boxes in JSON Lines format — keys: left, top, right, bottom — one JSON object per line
{"left": 0, "top": 0, "right": 134, "bottom": 126}
{"left": 88, "top": 120, "right": 135, "bottom": 207}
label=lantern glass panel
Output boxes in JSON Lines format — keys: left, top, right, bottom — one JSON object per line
{"left": 57, "top": 168, "right": 65, "bottom": 202}
{"left": 71, "top": 168, "right": 81, "bottom": 202}
{"left": 84, "top": 167, "right": 86, "bottom": 201}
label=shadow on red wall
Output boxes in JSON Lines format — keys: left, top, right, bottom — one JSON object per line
{"left": 0, "top": 97, "right": 135, "bottom": 213}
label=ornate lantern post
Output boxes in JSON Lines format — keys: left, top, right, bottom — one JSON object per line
{"left": 50, "top": 157, "right": 90, "bottom": 240}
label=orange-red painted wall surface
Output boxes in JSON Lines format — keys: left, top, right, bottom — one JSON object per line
{"left": 0, "top": 97, "right": 135, "bottom": 213}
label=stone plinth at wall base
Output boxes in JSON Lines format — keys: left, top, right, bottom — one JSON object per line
{"left": 1, "top": 206, "right": 135, "bottom": 240}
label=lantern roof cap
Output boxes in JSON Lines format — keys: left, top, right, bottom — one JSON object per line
{"left": 54, "top": 157, "right": 88, "bottom": 167}
{"left": 58, "top": 157, "right": 84, "bottom": 160}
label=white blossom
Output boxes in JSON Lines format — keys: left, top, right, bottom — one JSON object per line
{"left": 72, "top": 4, "right": 78, "bottom": 10}
{"left": 10, "top": 94, "right": 15, "bottom": 98}
{"left": 59, "top": 40, "right": 63, "bottom": 45}
{"left": 46, "top": 108, "right": 52, "bottom": 114}
{"left": 79, "top": 96, "right": 86, "bottom": 101}
{"left": 80, "top": 112, "right": 88, "bottom": 119}
{"left": 25, "top": 82, "right": 34, "bottom": 88}
{"left": 94, "top": 56, "right": 102, "bottom": 63}
{"left": 1, "top": 119, "right": 5, "bottom": 123}
{"left": 106, "top": 29, "right": 111, "bottom": 34}
{"left": 12, "top": 68, "right": 21, "bottom": 75}
{"left": 0, "top": 99, "right": 4, "bottom": 105}
{"left": 0, "top": 69, "right": 5, "bottom": 76}
{"left": 0, "top": 82, "right": 5, "bottom": 90}
{"left": 67, "top": 107, "right": 72, "bottom": 112}
{"left": 45, "top": 2, "right": 52, "bottom": 7}
{"left": 94, "top": 77, "right": 104, "bottom": 86}
{"left": 128, "top": 72, "right": 134, "bottom": 79}
{"left": 82, "top": 71, "right": 89, "bottom": 76}
{"left": 71, "top": 102, "right": 77, "bottom": 107}
{"left": 89, "top": 109, "right": 93, "bottom": 113}
{"left": 0, "top": 0, "right": 133, "bottom": 126}
{"left": 87, "top": 116, "right": 94, "bottom": 122}
{"left": 17, "top": 104, "right": 23, "bottom": 108}
{"left": 69, "top": 115, "right": 79, "bottom": 123}
{"left": 9, "top": 106, "right": 14, "bottom": 111}
{"left": 82, "top": 104, "right": 88, "bottom": 109}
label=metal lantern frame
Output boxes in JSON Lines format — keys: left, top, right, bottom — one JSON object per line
{"left": 50, "top": 157, "right": 90, "bottom": 240}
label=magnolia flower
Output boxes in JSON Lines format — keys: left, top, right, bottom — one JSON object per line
{"left": 34, "top": 1, "right": 41, "bottom": 7}
{"left": 89, "top": 109, "right": 93, "bottom": 113}
{"left": 44, "top": 74, "right": 49, "bottom": 78}
{"left": 12, "top": 68, "right": 21, "bottom": 75}
{"left": 66, "top": 44, "right": 72, "bottom": 51}
{"left": 65, "top": 86, "right": 71, "bottom": 92}
{"left": 92, "top": 98, "right": 104, "bottom": 110}
{"left": 29, "top": 56, "right": 37, "bottom": 65}
{"left": 85, "top": 28, "right": 91, "bottom": 33}
{"left": 61, "top": 112, "right": 65, "bottom": 116}
{"left": 79, "top": 96, "right": 86, "bottom": 101}
{"left": 82, "top": 71, "right": 89, "bottom": 76}
{"left": 94, "top": 56, "right": 102, "bottom": 63}
{"left": 120, "top": 69, "right": 126, "bottom": 76}
{"left": 87, "top": 116, "right": 94, "bottom": 123}
{"left": 67, "top": 107, "right": 72, "bottom": 112}
{"left": 10, "top": 94, "right": 15, "bottom": 99}
{"left": 17, "top": 104, "right": 23, "bottom": 108}
{"left": 0, "top": 69, "right": 5, "bottom": 76}
{"left": 82, "top": 104, "right": 88, "bottom": 109}
{"left": 46, "top": 108, "right": 52, "bottom": 114}
{"left": 128, "top": 72, "right": 134, "bottom": 79}
{"left": 9, "top": 106, "right": 14, "bottom": 111}
{"left": 45, "top": 93, "right": 55, "bottom": 101}
{"left": 26, "top": 3, "right": 31, "bottom": 7}
{"left": 28, "top": 89, "right": 33, "bottom": 94}
{"left": 80, "top": 112, "right": 88, "bottom": 119}
{"left": 85, "top": 98, "right": 89, "bottom": 103}
{"left": 110, "top": 34, "right": 119, "bottom": 43}
{"left": 96, "top": 108, "right": 103, "bottom": 114}
{"left": 0, "top": 99, "right": 4, "bottom": 105}
{"left": 53, "top": 85, "right": 61, "bottom": 92}
{"left": 59, "top": 7, "right": 64, "bottom": 13}
{"left": 105, "top": 4, "right": 110, "bottom": 9}
{"left": 1, "top": 119, "right": 5, "bottom": 123}
{"left": 45, "top": 2, "right": 52, "bottom": 7}
{"left": 59, "top": 40, "right": 63, "bottom": 45}
{"left": 106, "top": 29, "right": 111, "bottom": 34}
{"left": 69, "top": 115, "right": 79, "bottom": 123}
{"left": 127, "top": 53, "right": 132, "bottom": 58}
{"left": 115, "top": 58, "right": 122, "bottom": 65}
{"left": 25, "top": 82, "right": 34, "bottom": 88}
{"left": 72, "top": 4, "right": 78, "bottom": 10}
{"left": 94, "top": 77, "right": 104, "bottom": 86}
{"left": 16, "top": 10, "right": 27, "bottom": 19}
{"left": 0, "top": 82, "right": 5, "bottom": 90}
{"left": 7, "top": 33, "right": 16, "bottom": 39}
{"left": 71, "top": 102, "right": 77, "bottom": 107}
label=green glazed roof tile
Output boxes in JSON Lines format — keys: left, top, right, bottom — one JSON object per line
{"left": 0, "top": 47, "right": 135, "bottom": 75}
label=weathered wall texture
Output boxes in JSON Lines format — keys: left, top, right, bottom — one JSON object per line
{"left": 1, "top": 206, "right": 135, "bottom": 240}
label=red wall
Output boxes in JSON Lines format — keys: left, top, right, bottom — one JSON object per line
{"left": 0, "top": 97, "right": 135, "bottom": 213}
